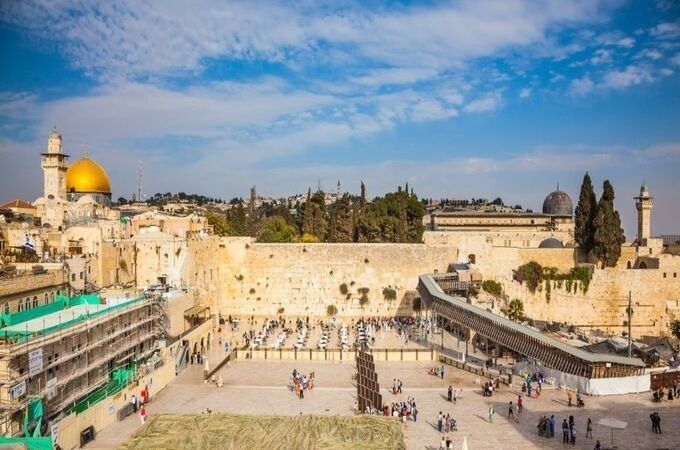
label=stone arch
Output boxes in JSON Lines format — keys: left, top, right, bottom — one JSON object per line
{"left": 639, "top": 261, "right": 648, "bottom": 269}
{"left": 193, "top": 342, "right": 198, "bottom": 355}
{"left": 626, "top": 261, "right": 632, "bottom": 269}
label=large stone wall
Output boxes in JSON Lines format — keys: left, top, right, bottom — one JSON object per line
{"left": 215, "top": 237, "right": 458, "bottom": 318}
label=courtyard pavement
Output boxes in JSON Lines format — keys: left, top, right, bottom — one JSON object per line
{"left": 87, "top": 359, "right": 680, "bottom": 450}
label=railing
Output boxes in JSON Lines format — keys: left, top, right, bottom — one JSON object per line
{"left": 232, "top": 347, "right": 435, "bottom": 362}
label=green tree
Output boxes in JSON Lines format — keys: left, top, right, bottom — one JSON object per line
{"left": 593, "top": 180, "right": 626, "bottom": 267}
{"left": 257, "top": 216, "right": 297, "bottom": 243}
{"left": 508, "top": 299, "right": 524, "bottom": 321}
{"left": 206, "top": 212, "right": 232, "bottom": 236}
{"left": 328, "top": 194, "right": 354, "bottom": 242}
{"left": 670, "top": 319, "right": 680, "bottom": 340}
{"left": 575, "top": 172, "right": 598, "bottom": 253}
{"left": 300, "top": 191, "right": 327, "bottom": 241}
{"left": 226, "top": 203, "right": 248, "bottom": 236}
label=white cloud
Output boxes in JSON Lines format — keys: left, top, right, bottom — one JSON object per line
{"left": 590, "top": 48, "right": 613, "bottom": 65}
{"left": 519, "top": 88, "right": 532, "bottom": 98}
{"left": 615, "top": 37, "right": 636, "bottom": 48}
{"left": 635, "top": 49, "right": 663, "bottom": 60}
{"left": 1, "top": 0, "right": 616, "bottom": 79}
{"left": 602, "top": 65, "right": 654, "bottom": 89}
{"left": 463, "top": 91, "right": 502, "bottom": 113}
{"left": 350, "top": 68, "right": 440, "bottom": 87}
{"left": 670, "top": 53, "right": 680, "bottom": 66}
{"left": 650, "top": 20, "right": 680, "bottom": 40}
{"left": 569, "top": 76, "right": 595, "bottom": 95}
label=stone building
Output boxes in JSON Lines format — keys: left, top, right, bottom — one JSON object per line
{"left": 0, "top": 266, "right": 69, "bottom": 314}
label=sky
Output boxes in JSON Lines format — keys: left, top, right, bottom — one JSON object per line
{"left": 0, "top": 0, "right": 679, "bottom": 236}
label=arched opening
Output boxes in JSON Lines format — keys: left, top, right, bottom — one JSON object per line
{"left": 200, "top": 337, "right": 205, "bottom": 353}
{"left": 207, "top": 333, "right": 212, "bottom": 350}
{"left": 626, "top": 261, "right": 632, "bottom": 269}
{"left": 193, "top": 342, "right": 198, "bottom": 355}
{"left": 639, "top": 261, "right": 648, "bottom": 269}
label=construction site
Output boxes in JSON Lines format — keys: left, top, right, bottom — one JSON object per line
{"left": 0, "top": 288, "right": 167, "bottom": 442}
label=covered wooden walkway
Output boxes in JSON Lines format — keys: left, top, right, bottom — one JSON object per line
{"left": 418, "top": 274, "right": 645, "bottom": 379}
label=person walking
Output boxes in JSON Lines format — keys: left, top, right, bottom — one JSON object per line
{"left": 568, "top": 391, "right": 573, "bottom": 407}
{"left": 139, "top": 405, "right": 147, "bottom": 424}
{"left": 594, "top": 440, "right": 602, "bottom": 450}
{"left": 440, "top": 366, "right": 445, "bottom": 379}
{"left": 549, "top": 415, "right": 555, "bottom": 437}
{"left": 562, "top": 419, "right": 570, "bottom": 443}
{"left": 131, "top": 394, "right": 138, "bottom": 413}
{"left": 488, "top": 404, "right": 495, "bottom": 423}
{"left": 517, "top": 394, "right": 523, "bottom": 413}
{"left": 586, "top": 417, "right": 593, "bottom": 438}
{"left": 448, "top": 385, "right": 453, "bottom": 402}
{"left": 508, "top": 401, "right": 514, "bottom": 419}
{"left": 438, "top": 411, "right": 443, "bottom": 432}
{"left": 570, "top": 423, "right": 576, "bottom": 445}
{"left": 439, "top": 436, "right": 446, "bottom": 449}
{"left": 649, "top": 412, "right": 657, "bottom": 433}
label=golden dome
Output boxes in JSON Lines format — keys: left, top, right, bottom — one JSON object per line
{"left": 66, "top": 155, "right": 111, "bottom": 194}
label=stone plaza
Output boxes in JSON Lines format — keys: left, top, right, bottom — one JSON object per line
{"left": 87, "top": 353, "right": 680, "bottom": 450}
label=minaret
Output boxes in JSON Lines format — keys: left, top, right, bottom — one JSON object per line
{"left": 41, "top": 127, "right": 69, "bottom": 200}
{"left": 635, "top": 182, "right": 653, "bottom": 245}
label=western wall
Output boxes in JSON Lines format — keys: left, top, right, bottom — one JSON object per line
{"left": 170, "top": 231, "right": 680, "bottom": 338}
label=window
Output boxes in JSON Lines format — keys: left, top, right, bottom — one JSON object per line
{"left": 71, "top": 274, "right": 76, "bottom": 282}
{"left": 3, "top": 303, "right": 9, "bottom": 314}
{"left": 674, "top": 273, "right": 677, "bottom": 278}
{"left": 32, "top": 296, "right": 38, "bottom": 308}
{"left": 44, "top": 293, "right": 49, "bottom": 305}
{"left": 663, "top": 273, "right": 667, "bottom": 278}
{"left": 79, "top": 272, "right": 83, "bottom": 280}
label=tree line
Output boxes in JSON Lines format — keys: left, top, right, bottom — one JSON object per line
{"left": 574, "top": 173, "right": 625, "bottom": 268}
{"left": 207, "top": 182, "right": 426, "bottom": 243}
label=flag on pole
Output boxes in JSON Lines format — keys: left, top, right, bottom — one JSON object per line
{"left": 24, "top": 233, "right": 35, "bottom": 251}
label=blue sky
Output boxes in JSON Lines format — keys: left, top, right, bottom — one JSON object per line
{"left": 1, "top": 0, "right": 679, "bottom": 235}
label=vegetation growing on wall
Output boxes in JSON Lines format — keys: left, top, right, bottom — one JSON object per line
{"left": 277, "top": 307, "right": 285, "bottom": 314}
{"left": 670, "top": 319, "right": 680, "bottom": 341}
{"left": 507, "top": 298, "right": 524, "bottom": 321}
{"left": 339, "top": 283, "right": 348, "bottom": 295}
{"left": 358, "top": 288, "right": 370, "bottom": 306}
{"left": 326, "top": 304, "right": 338, "bottom": 316}
{"left": 382, "top": 286, "right": 397, "bottom": 301}
{"left": 515, "top": 261, "right": 592, "bottom": 301}
{"left": 481, "top": 279, "right": 502, "bottom": 297}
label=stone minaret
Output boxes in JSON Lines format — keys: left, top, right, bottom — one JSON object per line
{"left": 41, "top": 127, "right": 69, "bottom": 200}
{"left": 635, "top": 182, "right": 653, "bottom": 245}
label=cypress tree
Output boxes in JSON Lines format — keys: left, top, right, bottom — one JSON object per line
{"left": 574, "top": 172, "right": 597, "bottom": 253}
{"left": 593, "top": 180, "right": 626, "bottom": 267}
{"left": 328, "top": 194, "right": 353, "bottom": 242}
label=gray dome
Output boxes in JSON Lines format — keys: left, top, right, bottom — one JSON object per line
{"left": 539, "top": 238, "right": 564, "bottom": 249}
{"left": 542, "top": 189, "right": 573, "bottom": 216}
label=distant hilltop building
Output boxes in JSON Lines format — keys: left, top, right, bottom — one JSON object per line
{"left": 430, "top": 186, "right": 575, "bottom": 242}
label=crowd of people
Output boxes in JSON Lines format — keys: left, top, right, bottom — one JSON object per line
{"left": 652, "top": 383, "right": 679, "bottom": 402}
{"left": 386, "top": 398, "right": 419, "bottom": 422}
{"left": 437, "top": 410, "right": 457, "bottom": 432}
{"left": 289, "top": 368, "right": 315, "bottom": 399}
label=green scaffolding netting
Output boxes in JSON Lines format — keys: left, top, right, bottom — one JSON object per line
{"left": 23, "top": 398, "right": 43, "bottom": 438}
{"left": 0, "top": 437, "right": 53, "bottom": 450}
{"left": 64, "top": 364, "right": 137, "bottom": 415}
{"left": 0, "top": 294, "right": 100, "bottom": 328}
{"left": 0, "top": 294, "right": 145, "bottom": 343}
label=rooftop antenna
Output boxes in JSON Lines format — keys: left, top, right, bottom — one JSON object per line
{"left": 137, "top": 160, "right": 143, "bottom": 202}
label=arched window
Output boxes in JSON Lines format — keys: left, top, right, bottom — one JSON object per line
{"left": 3, "top": 303, "right": 9, "bottom": 314}
{"left": 639, "top": 261, "right": 648, "bottom": 269}
{"left": 626, "top": 261, "right": 632, "bottom": 269}
{"left": 32, "top": 296, "right": 38, "bottom": 308}
{"left": 44, "top": 293, "right": 49, "bottom": 305}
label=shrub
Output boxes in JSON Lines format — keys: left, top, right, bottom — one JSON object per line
{"left": 508, "top": 298, "right": 524, "bottom": 321}
{"left": 339, "top": 283, "right": 348, "bottom": 295}
{"left": 326, "top": 304, "right": 338, "bottom": 316}
{"left": 382, "top": 287, "right": 397, "bottom": 301}
{"left": 482, "top": 279, "right": 502, "bottom": 297}
{"left": 235, "top": 274, "right": 244, "bottom": 281}
{"left": 670, "top": 319, "right": 680, "bottom": 341}
{"left": 514, "top": 262, "right": 543, "bottom": 293}
{"left": 364, "top": 258, "right": 369, "bottom": 263}
{"left": 358, "top": 287, "right": 370, "bottom": 295}
{"left": 277, "top": 307, "right": 285, "bottom": 314}
{"left": 346, "top": 293, "right": 352, "bottom": 300}
{"left": 359, "top": 294, "right": 369, "bottom": 307}
{"left": 249, "top": 288, "right": 256, "bottom": 294}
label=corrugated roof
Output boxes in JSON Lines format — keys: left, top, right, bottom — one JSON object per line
{"left": 420, "top": 274, "right": 645, "bottom": 367}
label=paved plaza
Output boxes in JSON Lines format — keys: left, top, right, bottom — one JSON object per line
{"left": 87, "top": 357, "right": 680, "bottom": 450}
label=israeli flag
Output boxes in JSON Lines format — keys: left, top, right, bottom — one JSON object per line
{"left": 24, "top": 233, "right": 35, "bottom": 251}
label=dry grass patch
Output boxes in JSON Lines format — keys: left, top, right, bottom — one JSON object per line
{"left": 118, "top": 413, "right": 406, "bottom": 450}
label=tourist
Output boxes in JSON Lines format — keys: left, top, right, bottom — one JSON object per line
{"left": 445, "top": 436, "right": 452, "bottom": 449}
{"left": 594, "top": 440, "right": 601, "bottom": 450}
{"left": 412, "top": 406, "right": 418, "bottom": 422}
{"left": 570, "top": 422, "right": 576, "bottom": 445}
{"left": 487, "top": 404, "right": 495, "bottom": 423}
{"left": 517, "top": 394, "right": 523, "bottom": 413}
{"left": 217, "top": 374, "right": 223, "bottom": 388}
{"left": 131, "top": 394, "right": 138, "bottom": 413}
{"left": 440, "top": 436, "right": 446, "bottom": 449}
{"left": 447, "top": 385, "right": 453, "bottom": 402}
{"left": 562, "top": 419, "right": 570, "bottom": 443}
{"left": 438, "top": 411, "right": 443, "bottom": 432}
{"left": 568, "top": 391, "right": 573, "bottom": 407}
{"left": 444, "top": 413, "right": 450, "bottom": 433}
{"left": 508, "top": 401, "right": 514, "bottom": 419}
{"left": 548, "top": 414, "right": 555, "bottom": 437}
{"left": 586, "top": 417, "right": 593, "bottom": 438}
{"left": 440, "top": 366, "right": 445, "bottom": 379}
{"left": 139, "top": 405, "right": 147, "bottom": 424}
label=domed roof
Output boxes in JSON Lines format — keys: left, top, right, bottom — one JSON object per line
{"left": 542, "top": 187, "right": 573, "bottom": 216}
{"left": 538, "top": 237, "right": 564, "bottom": 249}
{"left": 66, "top": 155, "right": 111, "bottom": 194}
